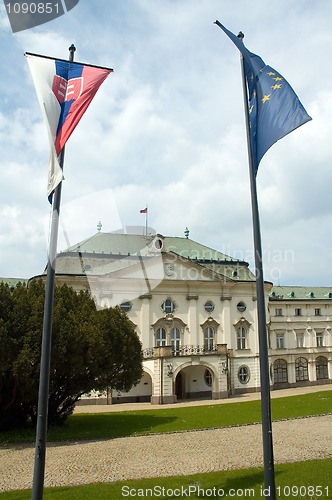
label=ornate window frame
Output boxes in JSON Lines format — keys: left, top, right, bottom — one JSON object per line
{"left": 238, "top": 365, "right": 250, "bottom": 384}
{"left": 234, "top": 318, "right": 251, "bottom": 350}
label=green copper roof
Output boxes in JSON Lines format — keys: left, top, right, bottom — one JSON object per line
{"left": 64, "top": 232, "right": 240, "bottom": 263}
{"left": 163, "top": 236, "right": 238, "bottom": 262}
{"left": 270, "top": 285, "right": 332, "bottom": 300}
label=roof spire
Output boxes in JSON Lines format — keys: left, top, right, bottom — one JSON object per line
{"left": 184, "top": 227, "right": 189, "bottom": 239}
{"left": 97, "top": 221, "right": 102, "bottom": 233}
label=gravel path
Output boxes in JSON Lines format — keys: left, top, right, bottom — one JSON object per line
{"left": 0, "top": 414, "right": 331, "bottom": 492}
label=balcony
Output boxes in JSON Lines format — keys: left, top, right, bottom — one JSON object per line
{"left": 142, "top": 344, "right": 226, "bottom": 359}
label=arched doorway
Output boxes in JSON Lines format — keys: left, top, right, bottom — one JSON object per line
{"left": 175, "top": 364, "right": 216, "bottom": 401}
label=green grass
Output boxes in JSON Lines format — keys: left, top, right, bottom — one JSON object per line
{"left": 0, "top": 458, "right": 331, "bottom": 499}
{"left": 0, "top": 390, "right": 331, "bottom": 444}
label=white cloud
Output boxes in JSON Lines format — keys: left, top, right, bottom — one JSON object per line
{"left": 1, "top": 0, "right": 332, "bottom": 286}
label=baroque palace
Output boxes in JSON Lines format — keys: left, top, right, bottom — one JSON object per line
{"left": 3, "top": 229, "right": 331, "bottom": 404}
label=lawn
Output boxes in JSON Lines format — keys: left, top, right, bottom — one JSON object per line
{"left": 0, "top": 390, "right": 331, "bottom": 444}
{"left": 0, "top": 390, "right": 331, "bottom": 498}
{"left": 0, "top": 458, "right": 331, "bottom": 499}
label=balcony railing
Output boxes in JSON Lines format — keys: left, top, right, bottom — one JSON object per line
{"left": 143, "top": 344, "right": 219, "bottom": 358}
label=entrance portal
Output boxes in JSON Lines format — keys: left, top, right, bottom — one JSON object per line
{"left": 175, "top": 365, "right": 213, "bottom": 400}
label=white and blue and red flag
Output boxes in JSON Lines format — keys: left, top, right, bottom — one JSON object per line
{"left": 25, "top": 53, "right": 112, "bottom": 201}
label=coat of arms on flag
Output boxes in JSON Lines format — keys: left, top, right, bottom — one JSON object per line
{"left": 25, "top": 52, "right": 113, "bottom": 200}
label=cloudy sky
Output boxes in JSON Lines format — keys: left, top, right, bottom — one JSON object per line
{"left": 1, "top": 0, "right": 331, "bottom": 287}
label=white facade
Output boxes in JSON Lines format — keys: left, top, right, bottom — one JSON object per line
{"left": 269, "top": 287, "right": 332, "bottom": 389}
{"left": 31, "top": 231, "right": 332, "bottom": 405}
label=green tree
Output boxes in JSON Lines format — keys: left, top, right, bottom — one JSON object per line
{"left": 0, "top": 281, "right": 143, "bottom": 429}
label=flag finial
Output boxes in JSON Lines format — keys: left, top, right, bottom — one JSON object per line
{"left": 237, "top": 31, "right": 244, "bottom": 40}
{"left": 69, "top": 43, "right": 76, "bottom": 53}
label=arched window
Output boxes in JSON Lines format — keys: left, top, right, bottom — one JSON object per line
{"left": 237, "top": 326, "right": 247, "bottom": 350}
{"left": 155, "top": 327, "right": 166, "bottom": 347}
{"left": 316, "top": 356, "right": 328, "bottom": 380}
{"left": 171, "top": 327, "right": 181, "bottom": 356}
{"left": 238, "top": 365, "right": 250, "bottom": 384}
{"left": 273, "top": 359, "right": 288, "bottom": 383}
{"left": 295, "top": 357, "right": 308, "bottom": 382}
{"left": 204, "top": 326, "right": 214, "bottom": 352}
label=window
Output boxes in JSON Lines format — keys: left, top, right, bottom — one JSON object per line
{"left": 155, "top": 327, "right": 166, "bottom": 347}
{"left": 161, "top": 299, "right": 175, "bottom": 314}
{"left": 316, "top": 333, "right": 324, "bottom": 347}
{"left": 171, "top": 327, "right": 181, "bottom": 355}
{"left": 237, "top": 301, "right": 246, "bottom": 313}
{"left": 120, "top": 301, "right": 132, "bottom": 312}
{"left": 204, "top": 301, "right": 215, "bottom": 313}
{"left": 316, "top": 356, "right": 328, "bottom": 380}
{"left": 275, "top": 308, "right": 283, "bottom": 316}
{"left": 296, "top": 333, "right": 304, "bottom": 348}
{"left": 276, "top": 334, "right": 285, "bottom": 349}
{"left": 204, "top": 326, "right": 214, "bottom": 351}
{"left": 295, "top": 357, "right": 308, "bottom": 382}
{"left": 238, "top": 366, "right": 250, "bottom": 384}
{"left": 204, "top": 369, "right": 213, "bottom": 387}
{"left": 237, "top": 326, "right": 247, "bottom": 350}
{"left": 273, "top": 359, "right": 288, "bottom": 383}
{"left": 295, "top": 308, "right": 302, "bottom": 316}
{"left": 315, "top": 308, "right": 321, "bottom": 316}
{"left": 154, "top": 238, "right": 163, "bottom": 250}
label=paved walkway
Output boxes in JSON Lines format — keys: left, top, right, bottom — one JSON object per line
{"left": 74, "top": 383, "right": 332, "bottom": 413}
{"left": 0, "top": 385, "right": 331, "bottom": 492}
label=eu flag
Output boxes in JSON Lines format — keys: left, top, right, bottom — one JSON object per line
{"left": 215, "top": 21, "right": 312, "bottom": 173}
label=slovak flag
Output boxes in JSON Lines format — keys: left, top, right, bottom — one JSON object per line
{"left": 140, "top": 207, "right": 148, "bottom": 214}
{"left": 25, "top": 53, "right": 112, "bottom": 201}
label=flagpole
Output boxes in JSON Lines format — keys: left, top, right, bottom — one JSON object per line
{"left": 146, "top": 205, "right": 148, "bottom": 239}
{"left": 31, "top": 44, "right": 76, "bottom": 500}
{"left": 238, "top": 32, "right": 276, "bottom": 499}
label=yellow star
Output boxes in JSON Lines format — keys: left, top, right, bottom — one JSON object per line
{"left": 249, "top": 104, "right": 254, "bottom": 113}
{"left": 273, "top": 77, "right": 283, "bottom": 82}
{"left": 261, "top": 94, "right": 271, "bottom": 103}
{"left": 272, "top": 84, "right": 282, "bottom": 90}
{"left": 267, "top": 71, "right": 276, "bottom": 76}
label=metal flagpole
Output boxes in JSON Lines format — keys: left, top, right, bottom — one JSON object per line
{"left": 237, "top": 32, "right": 276, "bottom": 499}
{"left": 31, "top": 44, "right": 76, "bottom": 500}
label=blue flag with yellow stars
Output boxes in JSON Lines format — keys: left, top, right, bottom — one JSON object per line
{"left": 215, "top": 21, "right": 312, "bottom": 174}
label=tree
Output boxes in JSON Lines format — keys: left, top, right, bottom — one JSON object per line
{"left": 0, "top": 281, "right": 143, "bottom": 429}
